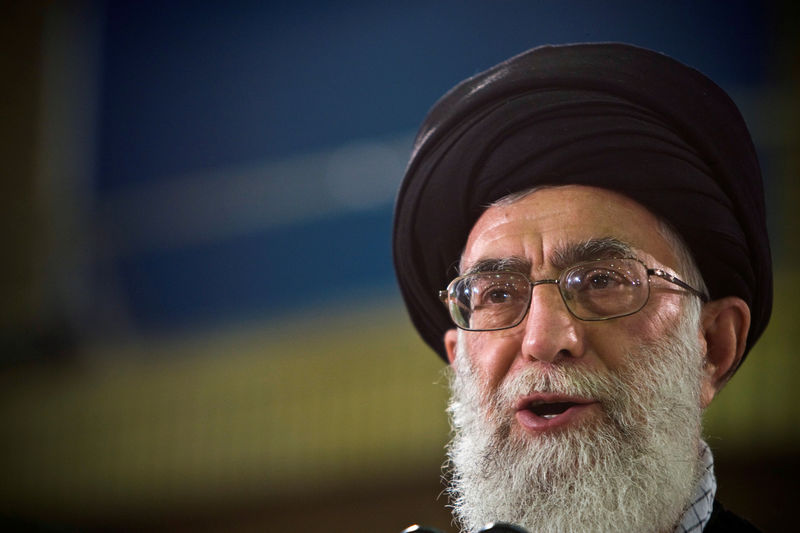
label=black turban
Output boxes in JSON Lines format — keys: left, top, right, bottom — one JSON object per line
{"left": 392, "top": 42, "right": 772, "bottom": 365}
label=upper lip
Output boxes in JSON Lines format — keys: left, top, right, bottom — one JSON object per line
{"left": 515, "top": 393, "right": 596, "bottom": 411}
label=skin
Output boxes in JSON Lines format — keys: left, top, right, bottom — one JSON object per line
{"left": 444, "top": 185, "right": 750, "bottom": 423}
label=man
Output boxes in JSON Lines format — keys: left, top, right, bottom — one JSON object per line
{"left": 392, "top": 43, "right": 771, "bottom": 532}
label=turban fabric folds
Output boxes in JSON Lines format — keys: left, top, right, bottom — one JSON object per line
{"left": 392, "top": 43, "right": 772, "bottom": 365}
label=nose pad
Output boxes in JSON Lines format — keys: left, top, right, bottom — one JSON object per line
{"left": 520, "top": 282, "right": 584, "bottom": 363}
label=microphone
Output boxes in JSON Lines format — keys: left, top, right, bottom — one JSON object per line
{"left": 478, "top": 524, "right": 529, "bottom": 532}
{"left": 401, "top": 523, "right": 529, "bottom": 533}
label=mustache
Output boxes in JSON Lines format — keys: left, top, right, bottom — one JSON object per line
{"left": 486, "top": 363, "right": 634, "bottom": 417}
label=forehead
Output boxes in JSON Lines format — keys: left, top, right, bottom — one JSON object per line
{"left": 462, "top": 185, "right": 678, "bottom": 271}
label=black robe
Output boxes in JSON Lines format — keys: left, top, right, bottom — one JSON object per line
{"left": 705, "top": 500, "right": 762, "bottom": 532}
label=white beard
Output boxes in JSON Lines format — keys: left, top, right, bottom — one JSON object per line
{"left": 446, "top": 312, "right": 706, "bottom": 533}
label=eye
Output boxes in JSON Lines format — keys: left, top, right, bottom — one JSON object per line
{"left": 561, "top": 260, "right": 647, "bottom": 320}
{"left": 475, "top": 283, "right": 518, "bottom": 306}
{"left": 485, "top": 286, "right": 513, "bottom": 304}
{"left": 568, "top": 267, "right": 631, "bottom": 292}
{"left": 585, "top": 270, "right": 622, "bottom": 289}
{"left": 469, "top": 274, "right": 526, "bottom": 308}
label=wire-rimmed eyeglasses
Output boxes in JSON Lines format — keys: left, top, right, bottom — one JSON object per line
{"left": 438, "top": 257, "right": 708, "bottom": 331}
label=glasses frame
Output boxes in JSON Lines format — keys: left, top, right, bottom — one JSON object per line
{"left": 438, "top": 257, "right": 709, "bottom": 332}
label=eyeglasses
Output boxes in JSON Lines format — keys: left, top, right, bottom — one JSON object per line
{"left": 438, "top": 257, "right": 708, "bottom": 331}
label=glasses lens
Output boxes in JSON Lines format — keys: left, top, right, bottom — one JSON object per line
{"left": 449, "top": 272, "right": 530, "bottom": 330}
{"left": 561, "top": 259, "right": 648, "bottom": 319}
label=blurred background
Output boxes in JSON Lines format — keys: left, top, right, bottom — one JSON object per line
{"left": 1, "top": 1, "right": 798, "bottom": 531}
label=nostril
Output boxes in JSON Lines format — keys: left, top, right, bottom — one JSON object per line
{"left": 557, "top": 348, "right": 574, "bottom": 360}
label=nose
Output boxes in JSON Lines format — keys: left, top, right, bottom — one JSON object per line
{"left": 520, "top": 282, "right": 585, "bottom": 363}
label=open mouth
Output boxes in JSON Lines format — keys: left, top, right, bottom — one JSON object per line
{"left": 527, "top": 401, "right": 579, "bottom": 420}
{"left": 515, "top": 395, "right": 598, "bottom": 430}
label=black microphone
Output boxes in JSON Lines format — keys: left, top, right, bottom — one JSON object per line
{"left": 401, "top": 523, "right": 529, "bottom": 533}
{"left": 477, "top": 523, "right": 529, "bottom": 532}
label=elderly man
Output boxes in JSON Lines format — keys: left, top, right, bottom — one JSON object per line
{"left": 393, "top": 44, "right": 770, "bottom": 533}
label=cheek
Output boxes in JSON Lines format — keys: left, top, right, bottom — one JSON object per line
{"left": 592, "top": 299, "right": 685, "bottom": 369}
{"left": 583, "top": 326, "right": 636, "bottom": 371}
{"left": 463, "top": 332, "right": 520, "bottom": 391}
{"left": 639, "top": 296, "right": 687, "bottom": 340}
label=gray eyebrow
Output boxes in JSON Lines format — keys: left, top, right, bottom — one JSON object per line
{"left": 461, "top": 237, "right": 634, "bottom": 276}
{"left": 461, "top": 256, "right": 532, "bottom": 276}
{"left": 550, "top": 237, "right": 634, "bottom": 271}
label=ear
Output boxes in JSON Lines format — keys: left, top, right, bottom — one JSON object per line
{"left": 699, "top": 296, "right": 750, "bottom": 408}
{"left": 444, "top": 328, "right": 459, "bottom": 366}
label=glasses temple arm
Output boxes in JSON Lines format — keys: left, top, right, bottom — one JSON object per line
{"left": 647, "top": 268, "right": 709, "bottom": 302}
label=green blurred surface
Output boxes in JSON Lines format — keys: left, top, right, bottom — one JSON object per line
{"left": 704, "top": 268, "right": 800, "bottom": 451}
{"left": 0, "top": 302, "right": 448, "bottom": 521}
{"left": 1, "top": 270, "right": 798, "bottom": 526}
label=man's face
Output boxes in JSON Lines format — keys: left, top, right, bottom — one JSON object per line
{"left": 446, "top": 184, "right": 697, "bottom": 396}
{"left": 443, "top": 185, "right": 710, "bottom": 533}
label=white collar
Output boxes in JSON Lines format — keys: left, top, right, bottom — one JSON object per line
{"left": 674, "top": 441, "right": 717, "bottom": 533}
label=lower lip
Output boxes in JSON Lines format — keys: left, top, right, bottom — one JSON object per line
{"left": 515, "top": 403, "right": 600, "bottom": 432}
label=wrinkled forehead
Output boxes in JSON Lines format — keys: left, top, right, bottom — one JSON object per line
{"left": 460, "top": 185, "right": 680, "bottom": 274}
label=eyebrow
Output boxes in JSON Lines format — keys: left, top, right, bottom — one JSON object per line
{"left": 461, "top": 237, "right": 635, "bottom": 276}
{"left": 550, "top": 237, "right": 634, "bottom": 271}
{"left": 462, "top": 256, "right": 532, "bottom": 276}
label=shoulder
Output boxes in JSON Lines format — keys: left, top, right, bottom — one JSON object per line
{"left": 704, "top": 499, "right": 762, "bottom": 532}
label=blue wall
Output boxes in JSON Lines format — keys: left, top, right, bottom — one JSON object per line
{"left": 95, "top": 0, "right": 770, "bottom": 333}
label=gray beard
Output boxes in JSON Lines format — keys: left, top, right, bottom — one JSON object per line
{"left": 445, "top": 313, "right": 706, "bottom": 533}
